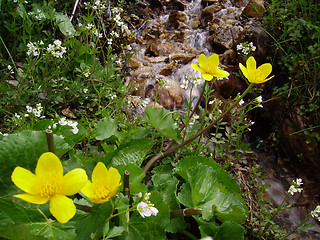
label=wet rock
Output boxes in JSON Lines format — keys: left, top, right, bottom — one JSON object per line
{"left": 130, "top": 66, "right": 153, "bottom": 78}
{"left": 190, "top": 18, "right": 201, "bottom": 28}
{"left": 212, "top": 71, "right": 247, "bottom": 98}
{"left": 148, "top": 40, "right": 183, "bottom": 56}
{"left": 159, "top": 79, "right": 184, "bottom": 109}
{"left": 201, "top": 0, "right": 219, "bottom": 7}
{"left": 223, "top": 49, "right": 237, "bottom": 65}
{"left": 242, "top": 0, "right": 266, "bottom": 18}
{"left": 167, "top": 0, "right": 188, "bottom": 10}
{"left": 128, "top": 57, "right": 143, "bottom": 68}
{"left": 231, "top": 0, "right": 248, "bottom": 7}
{"left": 201, "top": 4, "right": 223, "bottom": 23}
{"left": 208, "top": 23, "right": 243, "bottom": 51}
{"left": 147, "top": 0, "right": 164, "bottom": 9}
{"left": 160, "top": 61, "right": 177, "bottom": 76}
{"left": 168, "top": 10, "right": 188, "bottom": 29}
{"left": 171, "top": 53, "right": 196, "bottom": 64}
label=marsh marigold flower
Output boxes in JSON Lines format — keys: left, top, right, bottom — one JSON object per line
{"left": 239, "top": 56, "right": 274, "bottom": 84}
{"left": 191, "top": 53, "right": 229, "bottom": 81}
{"left": 81, "top": 162, "right": 121, "bottom": 204}
{"left": 11, "top": 152, "right": 88, "bottom": 223}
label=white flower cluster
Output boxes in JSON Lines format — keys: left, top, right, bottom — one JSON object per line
{"left": 58, "top": 117, "right": 79, "bottom": 134}
{"left": 180, "top": 77, "right": 202, "bottom": 90}
{"left": 112, "top": 7, "right": 128, "bottom": 32}
{"left": 47, "top": 40, "right": 66, "bottom": 58}
{"left": 28, "top": 9, "right": 46, "bottom": 21}
{"left": 84, "top": 0, "right": 107, "bottom": 13}
{"left": 137, "top": 193, "right": 159, "bottom": 218}
{"left": 78, "top": 22, "right": 102, "bottom": 38}
{"left": 26, "top": 40, "right": 44, "bottom": 57}
{"left": 288, "top": 178, "right": 303, "bottom": 195}
{"left": 180, "top": 78, "right": 189, "bottom": 89}
{"left": 255, "top": 96, "right": 263, "bottom": 108}
{"left": 14, "top": 113, "right": 21, "bottom": 120}
{"left": 26, "top": 103, "right": 44, "bottom": 118}
{"left": 310, "top": 206, "right": 320, "bottom": 220}
{"left": 237, "top": 42, "right": 256, "bottom": 56}
{"left": 0, "top": 132, "right": 9, "bottom": 136}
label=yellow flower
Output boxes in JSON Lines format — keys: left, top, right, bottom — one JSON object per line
{"left": 11, "top": 152, "right": 88, "bottom": 223}
{"left": 239, "top": 56, "right": 274, "bottom": 84}
{"left": 191, "top": 53, "right": 229, "bottom": 81}
{"left": 81, "top": 162, "right": 121, "bottom": 204}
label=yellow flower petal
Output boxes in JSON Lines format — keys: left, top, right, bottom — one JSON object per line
{"left": 198, "top": 54, "right": 207, "bottom": 69}
{"left": 13, "top": 193, "right": 49, "bottom": 204}
{"left": 36, "top": 152, "right": 63, "bottom": 179}
{"left": 11, "top": 167, "right": 39, "bottom": 194}
{"left": 202, "top": 73, "right": 214, "bottom": 81}
{"left": 50, "top": 194, "right": 76, "bottom": 224}
{"left": 92, "top": 162, "right": 108, "bottom": 186}
{"left": 246, "top": 56, "right": 256, "bottom": 72}
{"left": 191, "top": 63, "right": 205, "bottom": 73}
{"left": 105, "top": 167, "right": 121, "bottom": 192}
{"left": 214, "top": 69, "right": 229, "bottom": 78}
{"left": 59, "top": 168, "right": 88, "bottom": 196}
{"left": 206, "top": 54, "right": 219, "bottom": 69}
{"left": 80, "top": 181, "right": 102, "bottom": 204}
{"left": 257, "top": 63, "right": 272, "bottom": 80}
{"left": 239, "top": 63, "right": 249, "bottom": 80}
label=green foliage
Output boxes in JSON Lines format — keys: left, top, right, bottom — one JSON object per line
{"left": 145, "top": 107, "right": 181, "bottom": 141}
{"left": 75, "top": 202, "right": 112, "bottom": 240}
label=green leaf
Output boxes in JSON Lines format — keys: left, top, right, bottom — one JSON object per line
{"left": 152, "top": 165, "right": 180, "bottom": 211}
{"left": 0, "top": 198, "right": 46, "bottom": 224}
{"left": 145, "top": 107, "right": 180, "bottom": 141}
{"left": 55, "top": 12, "right": 77, "bottom": 36}
{"left": 175, "top": 156, "right": 240, "bottom": 194}
{"left": 0, "top": 131, "right": 73, "bottom": 195}
{"left": 75, "top": 202, "right": 112, "bottom": 240}
{"left": 198, "top": 219, "right": 244, "bottom": 240}
{"left": 95, "top": 117, "right": 118, "bottom": 141}
{"left": 106, "top": 139, "right": 154, "bottom": 167}
{"left": 0, "top": 198, "right": 76, "bottom": 240}
{"left": 215, "top": 221, "right": 244, "bottom": 240}
{"left": 106, "top": 226, "right": 125, "bottom": 238}
{"left": 175, "top": 163, "right": 247, "bottom": 223}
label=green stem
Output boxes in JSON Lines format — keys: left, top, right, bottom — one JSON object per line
{"left": 46, "top": 129, "right": 56, "bottom": 154}
{"left": 143, "top": 83, "right": 255, "bottom": 173}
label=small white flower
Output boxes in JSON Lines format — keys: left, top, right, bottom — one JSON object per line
{"left": 239, "top": 99, "right": 245, "bottom": 105}
{"left": 208, "top": 100, "right": 214, "bottom": 105}
{"left": 83, "top": 88, "right": 88, "bottom": 93}
{"left": 311, "top": 206, "right": 320, "bottom": 220}
{"left": 137, "top": 192, "right": 143, "bottom": 198}
{"left": 14, "top": 113, "right": 21, "bottom": 119}
{"left": 137, "top": 201, "right": 158, "bottom": 218}
{"left": 72, "top": 127, "right": 79, "bottom": 134}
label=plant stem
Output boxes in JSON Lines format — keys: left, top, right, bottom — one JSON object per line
{"left": 46, "top": 129, "right": 55, "bottom": 154}
{"left": 143, "top": 83, "right": 255, "bottom": 173}
{"left": 170, "top": 208, "right": 202, "bottom": 218}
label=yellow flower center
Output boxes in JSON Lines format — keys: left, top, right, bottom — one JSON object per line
{"left": 39, "top": 177, "right": 61, "bottom": 197}
{"left": 95, "top": 185, "right": 111, "bottom": 200}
